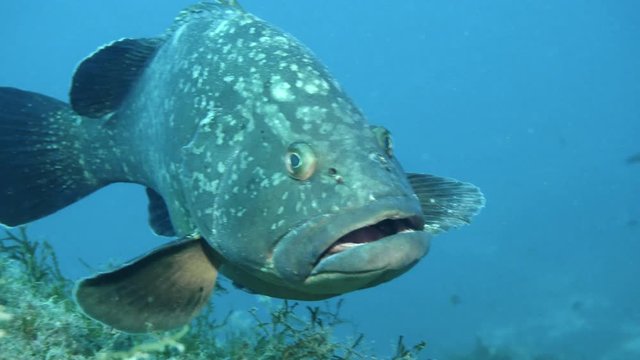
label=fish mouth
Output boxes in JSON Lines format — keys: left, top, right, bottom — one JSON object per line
{"left": 271, "top": 195, "right": 431, "bottom": 297}
{"left": 317, "top": 216, "right": 424, "bottom": 262}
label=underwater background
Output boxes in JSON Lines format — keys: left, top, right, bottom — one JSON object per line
{"left": 1, "top": 0, "right": 639, "bottom": 359}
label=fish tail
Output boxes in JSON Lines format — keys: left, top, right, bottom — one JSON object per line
{"left": 0, "top": 87, "right": 108, "bottom": 226}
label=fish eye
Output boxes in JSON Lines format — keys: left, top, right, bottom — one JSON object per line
{"left": 372, "top": 126, "right": 393, "bottom": 157}
{"left": 285, "top": 142, "right": 317, "bottom": 180}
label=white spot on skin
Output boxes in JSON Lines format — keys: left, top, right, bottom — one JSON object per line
{"left": 215, "top": 122, "right": 225, "bottom": 145}
{"left": 270, "top": 173, "right": 288, "bottom": 186}
{"left": 303, "top": 82, "right": 319, "bottom": 94}
{"left": 199, "top": 111, "right": 216, "bottom": 130}
{"left": 296, "top": 106, "right": 327, "bottom": 123}
{"left": 217, "top": 162, "right": 226, "bottom": 173}
{"left": 270, "top": 79, "right": 295, "bottom": 102}
{"left": 260, "top": 105, "right": 291, "bottom": 137}
{"left": 192, "top": 65, "right": 202, "bottom": 79}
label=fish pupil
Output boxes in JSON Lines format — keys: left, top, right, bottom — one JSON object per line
{"left": 290, "top": 153, "right": 301, "bottom": 168}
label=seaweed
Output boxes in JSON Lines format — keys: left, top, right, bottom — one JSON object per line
{"left": 0, "top": 227, "right": 426, "bottom": 359}
{"left": 392, "top": 336, "right": 427, "bottom": 360}
{"left": 0, "top": 227, "right": 67, "bottom": 288}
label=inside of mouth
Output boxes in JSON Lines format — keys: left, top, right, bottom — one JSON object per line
{"left": 323, "top": 217, "right": 422, "bottom": 258}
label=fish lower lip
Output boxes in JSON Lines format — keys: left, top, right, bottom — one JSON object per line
{"left": 319, "top": 216, "right": 424, "bottom": 261}
{"left": 308, "top": 230, "right": 431, "bottom": 289}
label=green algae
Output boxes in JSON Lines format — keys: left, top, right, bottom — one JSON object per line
{"left": 0, "top": 227, "right": 425, "bottom": 359}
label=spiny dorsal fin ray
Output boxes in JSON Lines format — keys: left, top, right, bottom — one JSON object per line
{"left": 74, "top": 237, "right": 219, "bottom": 333}
{"left": 70, "top": 37, "right": 163, "bottom": 118}
{"left": 407, "top": 173, "right": 485, "bottom": 234}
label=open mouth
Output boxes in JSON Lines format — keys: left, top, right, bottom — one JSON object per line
{"left": 319, "top": 216, "right": 425, "bottom": 260}
{"left": 272, "top": 196, "right": 430, "bottom": 287}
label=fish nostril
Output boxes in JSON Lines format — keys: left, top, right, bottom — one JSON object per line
{"left": 327, "top": 167, "right": 344, "bottom": 184}
{"left": 369, "top": 152, "right": 387, "bottom": 164}
{"left": 369, "top": 152, "right": 392, "bottom": 171}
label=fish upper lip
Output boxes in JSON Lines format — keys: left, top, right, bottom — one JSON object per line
{"left": 271, "top": 195, "right": 425, "bottom": 283}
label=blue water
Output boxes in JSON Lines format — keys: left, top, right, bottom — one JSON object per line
{"left": 1, "top": 1, "right": 639, "bottom": 358}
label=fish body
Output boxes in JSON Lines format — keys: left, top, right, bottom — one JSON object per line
{"left": 0, "top": 1, "right": 484, "bottom": 332}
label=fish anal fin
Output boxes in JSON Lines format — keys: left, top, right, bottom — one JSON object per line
{"left": 74, "top": 237, "right": 219, "bottom": 333}
{"left": 407, "top": 173, "right": 485, "bottom": 234}
{"left": 70, "top": 37, "right": 163, "bottom": 118}
{"left": 146, "top": 187, "right": 176, "bottom": 237}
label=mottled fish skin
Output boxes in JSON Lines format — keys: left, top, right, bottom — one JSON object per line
{"left": 88, "top": 4, "right": 429, "bottom": 298}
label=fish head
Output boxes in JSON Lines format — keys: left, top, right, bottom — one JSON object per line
{"left": 181, "top": 90, "right": 429, "bottom": 300}
{"left": 178, "top": 6, "right": 430, "bottom": 300}
{"left": 187, "top": 115, "right": 429, "bottom": 301}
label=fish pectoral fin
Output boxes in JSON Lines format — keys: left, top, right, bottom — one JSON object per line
{"left": 146, "top": 187, "right": 177, "bottom": 237}
{"left": 407, "top": 173, "right": 486, "bottom": 234}
{"left": 74, "top": 236, "right": 219, "bottom": 333}
{"left": 70, "top": 37, "right": 164, "bottom": 118}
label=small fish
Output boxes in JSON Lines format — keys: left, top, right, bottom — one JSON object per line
{"left": 450, "top": 294, "right": 461, "bottom": 306}
{"left": 571, "top": 300, "right": 584, "bottom": 312}
{"left": 0, "top": 1, "right": 484, "bottom": 332}
{"left": 626, "top": 153, "right": 640, "bottom": 165}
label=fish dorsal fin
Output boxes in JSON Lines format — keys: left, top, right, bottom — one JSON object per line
{"left": 70, "top": 37, "right": 163, "bottom": 118}
{"left": 74, "top": 236, "right": 220, "bottom": 333}
{"left": 146, "top": 187, "right": 176, "bottom": 237}
{"left": 407, "top": 173, "right": 486, "bottom": 234}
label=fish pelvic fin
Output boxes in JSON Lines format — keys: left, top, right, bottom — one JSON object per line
{"left": 407, "top": 173, "right": 485, "bottom": 234}
{"left": 0, "top": 87, "right": 114, "bottom": 226}
{"left": 74, "top": 236, "right": 220, "bottom": 333}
